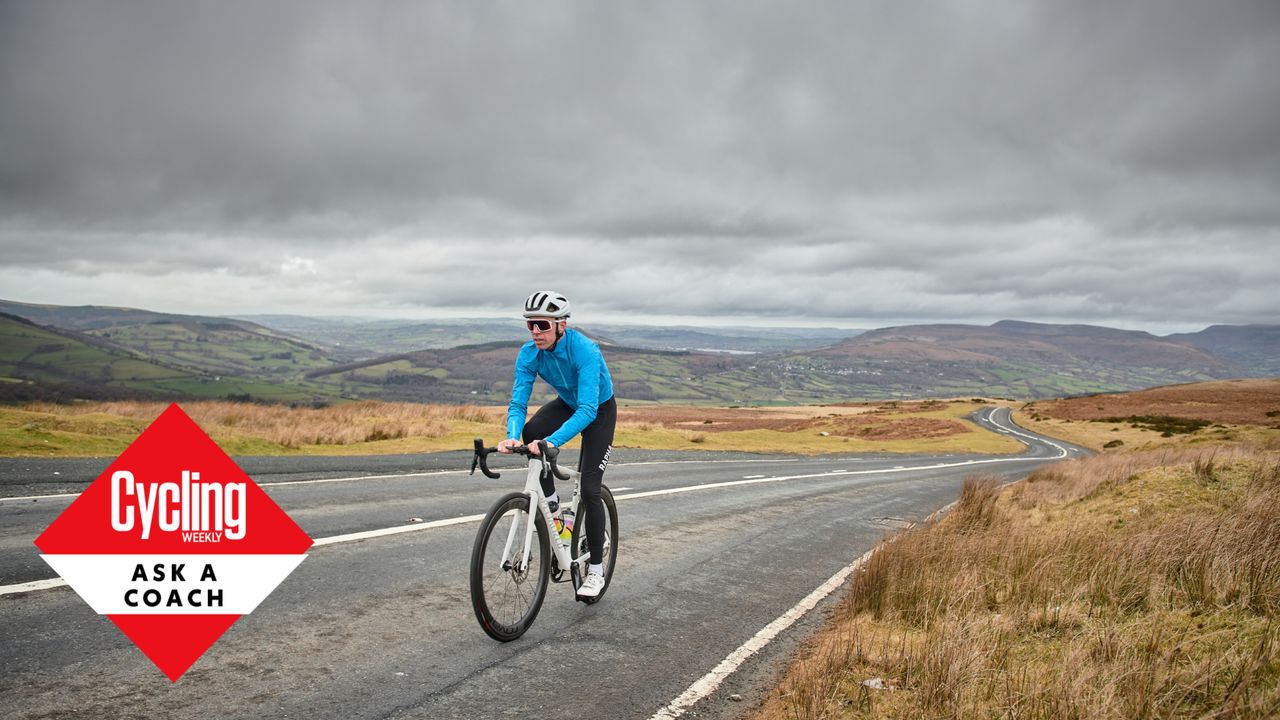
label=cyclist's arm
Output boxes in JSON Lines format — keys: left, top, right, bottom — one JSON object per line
{"left": 545, "top": 343, "right": 604, "bottom": 447}
{"left": 505, "top": 344, "right": 538, "bottom": 440}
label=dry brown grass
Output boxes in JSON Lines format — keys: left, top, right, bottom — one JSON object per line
{"left": 1027, "top": 379, "right": 1280, "bottom": 427}
{"left": 618, "top": 401, "right": 977, "bottom": 442}
{"left": 17, "top": 400, "right": 500, "bottom": 451}
{"left": 2, "top": 399, "right": 1023, "bottom": 456}
{"left": 1014, "top": 379, "right": 1280, "bottom": 454}
{"left": 755, "top": 446, "right": 1280, "bottom": 719}
{"left": 616, "top": 403, "right": 882, "bottom": 433}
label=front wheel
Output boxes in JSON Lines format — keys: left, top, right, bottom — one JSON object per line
{"left": 570, "top": 485, "right": 619, "bottom": 604}
{"left": 469, "top": 492, "right": 550, "bottom": 641}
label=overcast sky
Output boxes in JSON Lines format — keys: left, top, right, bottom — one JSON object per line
{"left": 1, "top": 0, "right": 1277, "bottom": 334}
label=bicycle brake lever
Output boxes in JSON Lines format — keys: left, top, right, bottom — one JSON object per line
{"left": 540, "top": 442, "right": 571, "bottom": 481}
{"left": 472, "top": 438, "right": 501, "bottom": 479}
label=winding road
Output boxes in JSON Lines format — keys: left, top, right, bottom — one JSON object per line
{"left": 0, "top": 407, "right": 1086, "bottom": 720}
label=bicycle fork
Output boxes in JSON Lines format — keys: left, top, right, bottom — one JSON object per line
{"left": 498, "top": 459, "right": 582, "bottom": 575}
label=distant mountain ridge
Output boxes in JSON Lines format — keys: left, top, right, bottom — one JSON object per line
{"left": 0, "top": 299, "right": 277, "bottom": 334}
{"left": 819, "top": 320, "right": 1233, "bottom": 371}
{"left": 1166, "top": 324, "right": 1280, "bottom": 377}
{"left": 780, "top": 319, "right": 1250, "bottom": 401}
{"left": 0, "top": 298, "right": 1275, "bottom": 404}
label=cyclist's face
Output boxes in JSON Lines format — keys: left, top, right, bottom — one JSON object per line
{"left": 527, "top": 317, "right": 561, "bottom": 348}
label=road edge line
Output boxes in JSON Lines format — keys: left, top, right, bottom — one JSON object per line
{"left": 648, "top": 546, "right": 877, "bottom": 720}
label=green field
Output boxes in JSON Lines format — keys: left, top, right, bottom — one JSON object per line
{"left": 3, "top": 305, "right": 1268, "bottom": 407}
{"left": 0, "top": 315, "right": 335, "bottom": 404}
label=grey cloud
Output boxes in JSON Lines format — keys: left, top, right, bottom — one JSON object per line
{"left": 1, "top": 0, "right": 1277, "bottom": 329}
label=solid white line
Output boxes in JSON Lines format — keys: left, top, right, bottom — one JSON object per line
{"left": 0, "top": 492, "right": 79, "bottom": 503}
{"left": 0, "top": 577, "right": 68, "bottom": 596}
{"left": 645, "top": 410, "right": 1069, "bottom": 720}
{"left": 650, "top": 546, "right": 878, "bottom": 720}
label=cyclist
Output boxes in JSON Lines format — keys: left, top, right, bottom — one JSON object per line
{"left": 497, "top": 290, "right": 616, "bottom": 600}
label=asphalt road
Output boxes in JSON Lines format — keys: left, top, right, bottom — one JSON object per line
{"left": 0, "top": 407, "right": 1087, "bottom": 720}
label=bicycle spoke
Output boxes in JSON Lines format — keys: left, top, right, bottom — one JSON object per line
{"left": 470, "top": 493, "right": 549, "bottom": 640}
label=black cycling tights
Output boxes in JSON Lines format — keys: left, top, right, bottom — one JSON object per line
{"left": 521, "top": 396, "right": 616, "bottom": 565}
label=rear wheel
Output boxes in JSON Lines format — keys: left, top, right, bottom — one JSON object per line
{"left": 469, "top": 492, "right": 550, "bottom": 641}
{"left": 570, "top": 485, "right": 618, "bottom": 604}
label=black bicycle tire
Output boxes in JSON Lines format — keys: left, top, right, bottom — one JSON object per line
{"left": 570, "top": 485, "right": 619, "bottom": 604}
{"left": 469, "top": 492, "right": 550, "bottom": 641}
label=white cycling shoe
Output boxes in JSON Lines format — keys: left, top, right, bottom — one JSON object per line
{"left": 576, "top": 571, "right": 606, "bottom": 600}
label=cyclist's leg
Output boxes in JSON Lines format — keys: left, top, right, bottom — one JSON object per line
{"left": 577, "top": 397, "right": 617, "bottom": 565}
{"left": 522, "top": 398, "right": 574, "bottom": 497}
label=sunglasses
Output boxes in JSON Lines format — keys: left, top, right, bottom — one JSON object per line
{"left": 526, "top": 319, "right": 557, "bottom": 333}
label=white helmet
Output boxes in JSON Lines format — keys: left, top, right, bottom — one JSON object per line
{"left": 523, "top": 290, "right": 571, "bottom": 319}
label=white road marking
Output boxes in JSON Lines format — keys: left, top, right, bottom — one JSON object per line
{"left": 310, "top": 513, "right": 485, "bottom": 547}
{"left": 3, "top": 514, "right": 488, "bottom": 595}
{"left": 0, "top": 458, "right": 801, "bottom": 504}
{"left": 649, "top": 546, "right": 878, "bottom": 720}
{"left": 614, "top": 458, "right": 800, "bottom": 467}
{"left": 0, "top": 444, "right": 1032, "bottom": 597}
{"left": 0, "top": 470, "right": 466, "bottom": 503}
{"left": 261, "top": 470, "right": 461, "bottom": 487}
{"left": 611, "top": 437, "right": 1063, "bottom": 503}
{"left": 645, "top": 436, "right": 1052, "bottom": 720}
{"left": 742, "top": 474, "right": 766, "bottom": 479}
{"left": 0, "top": 492, "right": 79, "bottom": 503}
{"left": 1, "top": 411, "right": 1068, "bottom": 597}
{"left": 0, "top": 578, "right": 67, "bottom": 595}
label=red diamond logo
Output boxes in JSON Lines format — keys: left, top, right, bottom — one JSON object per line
{"left": 34, "top": 404, "right": 313, "bottom": 681}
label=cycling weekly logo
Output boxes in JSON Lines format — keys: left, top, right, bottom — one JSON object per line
{"left": 34, "top": 404, "right": 313, "bottom": 681}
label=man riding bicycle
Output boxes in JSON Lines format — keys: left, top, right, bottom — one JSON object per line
{"left": 497, "top": 291, "right": 616, "bottom": 600}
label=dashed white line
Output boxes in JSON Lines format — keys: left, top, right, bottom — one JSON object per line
{"left": 262, "top": 469, "right": 461, "bottom": 487}
{"left": 310, "top": 513, "right": 485, "bottom": 547}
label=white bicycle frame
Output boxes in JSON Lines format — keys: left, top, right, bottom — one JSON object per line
{"left": 500, "top": 458, "right": 588, "bottom": 575}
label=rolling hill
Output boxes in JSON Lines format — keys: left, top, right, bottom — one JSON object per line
{"left": 767, "top": 320, "right": 1239, "bottom": 400}
{"left": 1166, "top": 324, "right": 1280, "bottom": 377}
{"left": 232, "top": 314, "right": 859, "bottom": 357}
{"left": 1, "top": 298, "right": 1275, "bottom": 405}
{"left": 0, "top": 313, "right": 321, "bottom": 403}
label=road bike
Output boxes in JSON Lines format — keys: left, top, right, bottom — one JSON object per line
{"left": 468, "top": 439, "right": 618, "bottom": 641}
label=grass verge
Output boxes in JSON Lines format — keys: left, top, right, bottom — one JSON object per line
{"left": 753, "top": 445, "right": 1280, "bottom": 719}
{"left": 0, "top": 399, "right": 1024, "bottom": 456}
{"left": 0, "top": 401, "right": 501, "bottom": 456}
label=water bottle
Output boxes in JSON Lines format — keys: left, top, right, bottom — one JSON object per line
{"left": 559, "top": 509, "right": 575, "bottom": 543}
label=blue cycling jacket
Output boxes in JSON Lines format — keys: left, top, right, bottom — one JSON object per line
{"left": 506, "top": 328, "right": 614, "bottom": 448}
